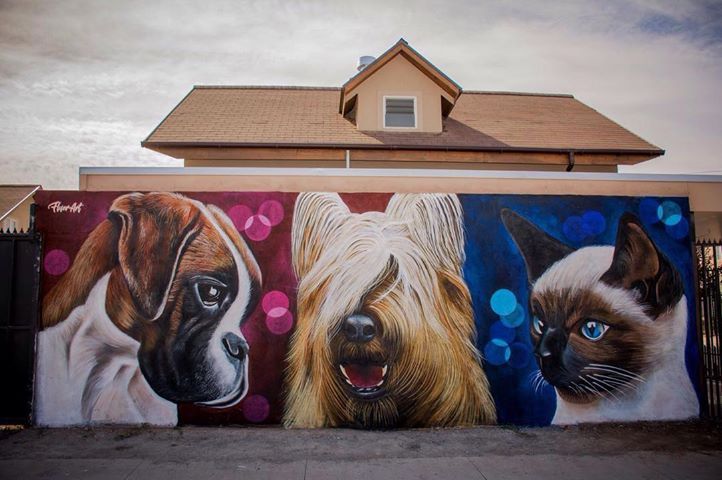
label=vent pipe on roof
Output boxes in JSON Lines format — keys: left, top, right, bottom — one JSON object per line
{"left": 357, "top": 56, "right": 375, "bottom": 71}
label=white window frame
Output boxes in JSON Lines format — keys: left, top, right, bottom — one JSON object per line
{"left": 382, "top": 95, "right": 417, "bottom": 129}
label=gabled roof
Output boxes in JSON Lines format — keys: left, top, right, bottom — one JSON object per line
{"left": 339, "top": 38, "right": 463, "bottom": 115}
{"left": 0, "top": 185, "right": 41, "bottom": 221}
{"left": 142, "top": 86, "right": 663, "bottom": 155}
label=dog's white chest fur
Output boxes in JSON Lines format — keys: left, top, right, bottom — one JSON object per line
{"left": 35, "top": 274, "right": 176, "bottom": 426}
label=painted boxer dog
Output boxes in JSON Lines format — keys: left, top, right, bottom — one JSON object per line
{"left": 36, "top": 192, "right": 261, "bottom": 426}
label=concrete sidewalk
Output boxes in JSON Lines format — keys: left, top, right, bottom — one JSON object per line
{"left": 0, "top": 422, "right": 720, "bottom": 479}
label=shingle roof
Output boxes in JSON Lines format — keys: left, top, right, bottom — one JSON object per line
{"left": 0, "top": 185, "right": 40, "bottom": 221}
{"left": 142, "top": 86, "right": 662, "bottom": 154}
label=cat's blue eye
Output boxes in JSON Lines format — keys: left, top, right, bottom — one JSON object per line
{"left": 532, "top": 316, "right": 545, "bottom": 335}
{"left": 580, "top": 320, "right": 609, "bottom": 341}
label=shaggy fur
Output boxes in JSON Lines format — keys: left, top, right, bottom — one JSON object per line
{"left": 284, "top": 193, "right": 496, "bottom": 428}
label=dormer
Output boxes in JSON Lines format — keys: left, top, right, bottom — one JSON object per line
{"left": 339, "top": 39, "right": 462, "bottom": 133}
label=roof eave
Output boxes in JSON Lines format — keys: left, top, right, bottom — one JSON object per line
{"left": 0, "top": 185, "right": 41, "bottom": 222}
{"left": 141, "top": 141, "right": 664, "bottom": 157}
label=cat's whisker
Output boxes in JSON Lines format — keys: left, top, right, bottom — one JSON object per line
{"left": 568, "top": 381, "right": 585, "bottom": 397}
{"left": 534, "top": 375, "right": 544, "bottom": 394}
{"left": 589, "top": 375, "right": 632, "bottom": 391}
{"left": 537, "top": 376, "right": 547, "bottom": 394}
{"left": 529, "top": 370, "right": 549, "bottom": 394}
{"left": 585, "top": 376, "right": 621, "bottom": 402}
{"left": 583, "top": 370, "right": 644, "bottom": 393}
{"left": 528, "top": 371, "right": 540, "bottom": 392}
{"left": 583, "top": 364, "right": 645, "bottom": 383}
{"left": 589, "top": 373, "right": 641, "bottom": 393}
{"left": 578, "top": 376, "right": 610, "bottom": 401}
{"left": 576, "top": 381, "right": 600, "bottom": 399}
{"left": 585, "top": 363, "right": 645, "bottom": 380}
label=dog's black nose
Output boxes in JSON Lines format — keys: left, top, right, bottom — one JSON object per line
{"left": 344, "top": 314, "right": 376, "bottom": 343}
{"left": 222, "top": 332, "right": 248, "bottom": 361}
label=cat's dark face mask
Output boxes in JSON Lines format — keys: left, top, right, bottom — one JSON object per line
{"left": 501, "top": 209, "right": 684, "bottom": 404}
{"left": 528, "top": 289, "right": 651, "bottom": 404}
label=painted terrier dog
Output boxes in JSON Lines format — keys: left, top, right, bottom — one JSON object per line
{"left": 36, "top": 192, "right": 261, "bottom": 426}
{"left": 284, "top": 192, "right": 496, "bottom": 428}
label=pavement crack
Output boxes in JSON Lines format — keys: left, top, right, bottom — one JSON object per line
{"left": 122, "top": 458, "right": 145, "bottom": 480}
{"left": 467, "top": 457, "right": 489, "bottom": 480}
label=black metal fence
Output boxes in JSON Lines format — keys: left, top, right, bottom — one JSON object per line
{"left": 0, "top": 208, "right": 42, "bottom": 424}
{"left": 696, "top": 239, "right": 722, "bottom": 421}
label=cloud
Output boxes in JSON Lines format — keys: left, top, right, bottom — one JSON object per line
{"left": 1, "top": 0, "right": 721, "bottom": 189}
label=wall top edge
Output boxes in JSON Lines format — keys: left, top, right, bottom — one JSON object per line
{"left": 78, "top": 167, "right": 722, "bottom": 184}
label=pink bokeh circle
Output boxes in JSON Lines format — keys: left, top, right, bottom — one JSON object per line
{"left": 242, "top": 394, "right": 270, "bottom": 423}
{"left": 44, "top": 249, "right": 70, "bottom": 276}
{"left": 244, "top": 215, "right": 272, "bottom": 241}
{"left": 227, "top": 205, "right": 254, "bottom": 233}
{"left": 257, "top": 200, "right": 284, "bottom": 226}
{"left": 265, "top": 309, "right": 293, "bottom": 335}
{"left": 262, "top": 290, "right": 290, "bottom": 313}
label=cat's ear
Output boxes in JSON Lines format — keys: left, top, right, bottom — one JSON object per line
{"left": 600, "top": 213, "right": 684, "bottom": 318}
{"left": 501, "top": 209, "right": 574, "bottom": 284}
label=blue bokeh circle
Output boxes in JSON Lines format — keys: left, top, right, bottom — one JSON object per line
{"left": 665, "top": 216, "right": 689, "bottom": 240}
{"left": 484, "top": 338, "right": 511, "bottom": 366}
{"left": 500, "top": 303, "right": 525, "bottom": 328}
{"left": 490, "top": 289, "right": 517, "bottom": 316}
{"left": 581, "top": 210, "right": 606, "bottom": 236}
{"left": 657, "top": 200, "right": 682, "bottom": 226}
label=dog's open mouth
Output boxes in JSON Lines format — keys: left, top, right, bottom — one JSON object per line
{"left": 339, "top": 363, "right": 388, "bottom": 398}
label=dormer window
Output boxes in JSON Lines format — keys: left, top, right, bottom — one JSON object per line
{"left": 339, "top": 39, "right": 462, "bottom": 133}
{"left": 383, "top": 96, "right": 416, "bottom": 128}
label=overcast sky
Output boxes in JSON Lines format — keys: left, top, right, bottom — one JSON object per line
{"left": 1, "top": 0, "right": 721, "bottom": 189}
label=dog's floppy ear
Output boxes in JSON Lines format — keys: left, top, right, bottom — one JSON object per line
{"left": 108, "top": 192, "right": 202, "bottom": 321}
{"left": 501, "top": 208, "right": 574, "bottom": 284}
{"left": 386, "top": 194, "right": 465, "bottom": 270}
{"left": 292, "top": 192, "right": 350, "bottom": 279}
{"left": 600, "top": 213, "right": 683, "bottom": 318}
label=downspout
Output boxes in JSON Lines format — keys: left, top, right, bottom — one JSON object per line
{"left": 345, "top": 149, "right": 351, "bottom": 169}
{"left": 566, "top": 151, "right": 575, "bottom": 172}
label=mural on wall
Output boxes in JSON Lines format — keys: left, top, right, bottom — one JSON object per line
{"left": 33, "top": 191, "right": 700, "bottom": 427}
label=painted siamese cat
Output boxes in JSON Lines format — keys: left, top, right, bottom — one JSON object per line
{"left": 501, "top": 209, "right": 699, "bottom": 424}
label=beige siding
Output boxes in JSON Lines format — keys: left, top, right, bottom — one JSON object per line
{"left": 695, "top": 212, "right": 722, "bottom": 241}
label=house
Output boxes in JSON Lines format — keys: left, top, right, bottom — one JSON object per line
{"left": 0, "top": 185, "right": 41, "bottom": 232}
{"left": 141, "top": 39, "right": 663, "bottom": 173}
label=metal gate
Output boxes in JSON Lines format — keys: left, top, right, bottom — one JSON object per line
{"left": 0, "top": 208, "right": 42, "bottom": 424}
{"left": 696, "top": 239, "right": 722, "bottom": 421}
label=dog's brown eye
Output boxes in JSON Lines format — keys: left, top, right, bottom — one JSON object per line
{"left": 196, "top": 282, "right": 226, "bottom": 307}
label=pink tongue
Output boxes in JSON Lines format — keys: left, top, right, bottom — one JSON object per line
{"left": 344, "top": 364, "right": 383, "bottom": 388}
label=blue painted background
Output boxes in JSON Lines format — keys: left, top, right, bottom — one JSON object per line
{"left": 459, "top": 195, "right": 698, "bottom": 426}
